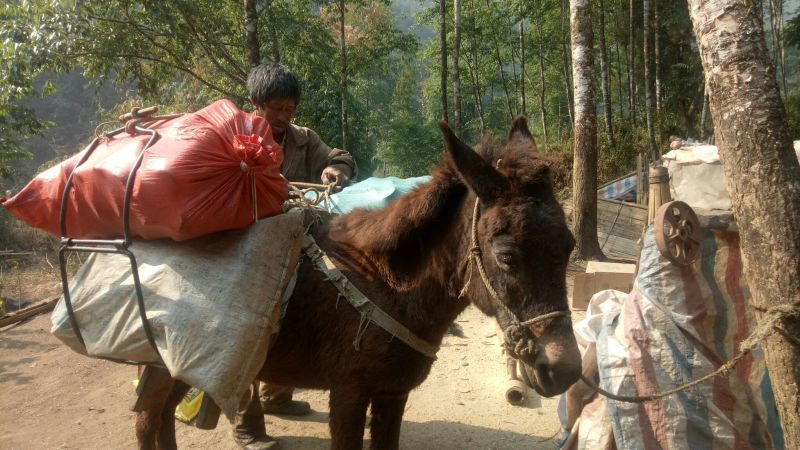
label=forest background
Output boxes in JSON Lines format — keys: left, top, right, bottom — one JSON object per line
{"left": 1, "top": 0, "right": 799, "bottom": 248}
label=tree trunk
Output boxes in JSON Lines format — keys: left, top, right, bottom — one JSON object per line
{"left": 440, "top": 0, "right": 449, "bottom": 123}
{"left": 768, "top": 0, "right": 787, "bottom": 97}
{"left": 699, "top": 83, "right": 708, "bottom": 140}
{"left": 486, "top": 0, "right": 514, "bottom": 120}
{"left": 339, "top": 0, "right": 348, "bottom": 151}
{"left": 520, "top": 21, "right": 526, "bottom": 117}
{"left": 453, "top": 0, "right": 463, "bottom": 136}
{"left": 613, "top": 2, "right": 626, "bottom": 121}
{"left": 467, "top": 18, "right": 486, "bottom": 134}
{"left": 265, "top": 1, "right": 281, "bottom": 63}
{"left": 643, "top": 0, "right": 657, "bottom": 161}
{"left": 570, "top": 0, "right": 604, "bottom": 261}
{"left": 688, "top": 1, "right": 800, "bottom": 446}
{"left": 536, "top": 6, "right": 548, "bottom": 144}
{"left": 561, "top": 0, "right": 574, "bottom": 129}
{"left": 244, "top": 0, "right": 260, "bottom": 68}
{"left": 628, "top": 0, "right": 637, "bottom": 126}
{"left": 597, "top": 0, "right": 615, "bottom": 150}
{"left": 654, "top": 0, "right": 662, "bottom": 113}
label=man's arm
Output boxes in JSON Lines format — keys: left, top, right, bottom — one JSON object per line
{"left": 306, "top": 130, "right": 358, "bottom": 186}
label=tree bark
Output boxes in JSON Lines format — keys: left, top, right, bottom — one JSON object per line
{"left": 699, "top": 83, "right": 708, "bottom": 140}
{"left": 688, "top": 1, "right": 800, "bottom": 446}
{"left": 486, "top": 0, "right": 514, "bottom": 120}
{"left": 628, "top": 0, "right": 637, "bottom": 126}
{"left": 561, "top": 0, "right": 575, "bottom": 129}
{"left": 654, "top": 0, "right": 662, "bottom": 113}
{"left": 440, "top": 0, "right": 449, "bottom": 123}
{"left": 643, "top": 0, "right": 657, "bottom": 161}
{"left": 536, "top": 7, "right": 548, "bottom": 144}
{"left": 597, "top": 0, "right": 615, "bottom": 150}
{"left": 244, "top": 0, "right": 260, "bottom": 68}
{"left": 519, "top": 21, "right": 526, "bottom": 117}
{"left": 570, "top": 0, "right": 604, "bottom": 261}
{"left": 453, "top": 0, "right": 463, "bottom": 136}
{"left": 466, "top": 11, "right": 486, "bottom": 134}
{"left": 339, "top": 0, "right": 348, "bottom": 151}
{"left": 265, "top": 1, "right": 281, "bottom": 63}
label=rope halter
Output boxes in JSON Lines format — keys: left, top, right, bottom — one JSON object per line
{"left": 460, "top": 198, "right": 570, "bottom": 363}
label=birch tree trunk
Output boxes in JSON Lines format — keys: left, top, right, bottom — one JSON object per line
{"left": 244, "top": 0, "right": 260, "bottom": 68}
{"left": 597, "top": 0, "right": 615, "bottom": 150}
{"left": 339, "top": 0, "right": 348, "bottom": 151}
{"left": 688, "top": 1, "right": 800, "bottom": 445}
{"left": 571, "top": 0, "right": 604, "bottom": 260}
{"left": 440, "top": 0, "right": 449, "bottom": 123}
{"left": 453, "top": 0, "right": 463, "bottom": 136}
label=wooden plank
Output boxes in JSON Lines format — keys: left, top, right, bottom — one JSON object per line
{"left": 0, "top": 299, "right": 57, "bottom": 328}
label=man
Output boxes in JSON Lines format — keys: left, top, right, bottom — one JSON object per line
{"left": 248, "top": 63, "right": 356, "bottom": 186}
{"left": 234, "top": 63, "right": 357, "bottom": 450}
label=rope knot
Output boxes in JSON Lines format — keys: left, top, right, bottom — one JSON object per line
{"left": 503, "top": 323, "right": 536, "bottom": 361}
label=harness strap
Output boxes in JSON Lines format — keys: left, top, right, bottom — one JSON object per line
{"left": 303, "top": 235, "right": 439, "bottom": 360}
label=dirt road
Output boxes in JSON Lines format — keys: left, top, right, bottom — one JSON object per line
{"left": 1, "top": 288, "right": 567, "bottom": 450}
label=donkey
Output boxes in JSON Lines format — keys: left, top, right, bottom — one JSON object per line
{"left": 136, "top": 117, "right": 581, "bottom": 450}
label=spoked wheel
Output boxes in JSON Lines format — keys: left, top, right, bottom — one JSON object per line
{"left": 654, "top": 201, "right": 702, "bottom": 267}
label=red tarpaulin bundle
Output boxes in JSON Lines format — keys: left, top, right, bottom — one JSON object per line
{"left": 1, "top": 99, "right": 288, "bottom": 241}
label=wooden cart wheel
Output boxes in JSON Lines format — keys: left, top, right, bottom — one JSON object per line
{"left": 654, "top": 201, "right": 701, "bottom": 267}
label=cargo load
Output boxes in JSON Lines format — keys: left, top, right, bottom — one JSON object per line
{"left": 2, "top": 99, "right": 287, "bottom": 241}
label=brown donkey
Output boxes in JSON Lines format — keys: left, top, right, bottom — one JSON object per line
{"left": 136, "top": 117, "right": 581, "bottom": 449}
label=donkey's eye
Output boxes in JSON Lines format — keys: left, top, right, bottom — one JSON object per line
{"left": 496, "top": 253, "right": 514, "bottom": 270}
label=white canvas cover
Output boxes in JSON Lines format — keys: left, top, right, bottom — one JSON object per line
{"left": 664, "top": 141, "right": 800, "bottom": 211}
{"left": 51, "top": 210, "right": 305, "bottom": 418}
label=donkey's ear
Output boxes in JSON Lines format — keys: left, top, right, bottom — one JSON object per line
{"left": 508, "top": 115, "right": 537, "bottom": 150}
{"left": 439, "top": 121, "right": 508, "bottom": 204}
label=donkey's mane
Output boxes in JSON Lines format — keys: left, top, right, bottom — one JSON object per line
{"left": 327, "top": 132, "right": 555, "bottom": 291}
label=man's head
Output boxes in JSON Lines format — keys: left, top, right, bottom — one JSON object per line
{"left": 247, "top": 63, "right": 301, "bottom": 137}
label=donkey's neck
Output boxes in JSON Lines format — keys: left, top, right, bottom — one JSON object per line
{"left": 325, "top": 170, "right": 474, "bottom": 337}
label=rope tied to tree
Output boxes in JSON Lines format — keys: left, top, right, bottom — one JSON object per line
{"left": 583, "top": 294, "right": 800, "bottom": 403}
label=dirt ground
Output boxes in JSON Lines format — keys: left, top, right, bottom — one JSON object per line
{"left": 0, "top": 260, "right": 584, "bottom": 450}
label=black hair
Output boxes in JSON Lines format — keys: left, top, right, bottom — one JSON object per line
{"left": 247, "top": 63, "right": 302, "bottom": 106}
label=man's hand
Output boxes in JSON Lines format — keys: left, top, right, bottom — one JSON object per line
{"left": 321, "top": 166, "right": 350, "bottom": 187}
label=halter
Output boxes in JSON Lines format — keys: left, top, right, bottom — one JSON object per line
{"left": 461, "top": 199, "right": 571, "bottom": 363}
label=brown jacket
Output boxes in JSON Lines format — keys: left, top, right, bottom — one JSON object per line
{"left": 279, "top": 124, "right": 357, "bottom": 184}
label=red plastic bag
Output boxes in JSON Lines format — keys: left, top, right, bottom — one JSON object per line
{"left": 2, "top": 99, "right": 288, "bottom": 241}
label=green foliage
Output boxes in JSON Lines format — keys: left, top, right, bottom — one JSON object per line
{"left": 786, "top": 90, "right": 800, "bottom": 138}
{"left": 3, "top": 0, "right": 796, "bottom": 198}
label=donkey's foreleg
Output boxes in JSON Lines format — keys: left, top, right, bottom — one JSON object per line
{"left": 369, "top": 392, "right": 409, "bottom": 450}
{"left": 155, "top": 380, "right": 190, "bottom": 450}
{"left": 329, "top": 385, "right": 370, "bottom": 450}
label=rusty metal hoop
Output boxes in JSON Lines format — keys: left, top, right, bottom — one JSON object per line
{"left": 654, "top": 200, "right": 702, "bottom": 267}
